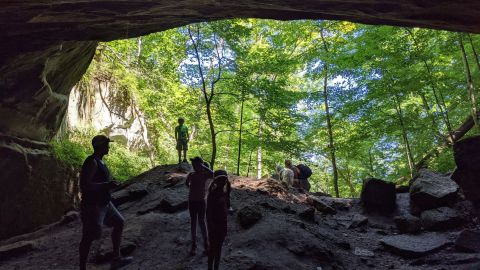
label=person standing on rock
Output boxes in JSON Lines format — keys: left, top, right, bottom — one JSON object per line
{"left": 285, "top": 160, "right": 300, "bottom": 188}
{"left": 185, "top": 156, "right": 213, "bottom": 255}
{"left": 79, "top": 135, "right": 133, "bottom": 270}
{"left": 277, "top": 164, "right": 294, "bottom": 187}
{"left": 206, "top": 170, "right": 231, "bottom": 270}
{"left": 175, "top": 117, "right": 189, "bottom": 164}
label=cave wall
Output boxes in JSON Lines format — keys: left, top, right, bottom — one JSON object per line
{"left": 1, "top": 0, "right": 480, "bottom": 239}
{"left": 64, "top": 77, "right": 151, "bottom": 150}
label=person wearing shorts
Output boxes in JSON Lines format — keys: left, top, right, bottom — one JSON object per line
{"left": 79, "top": 135, "right": 133, "bottom": 270}
{"left": 175, "top": 117, "right": 189, "bottom": 163}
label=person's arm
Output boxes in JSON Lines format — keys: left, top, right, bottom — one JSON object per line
{"left": 185, "top": 173, "right": 191, "bottom": 187}
{"left": 81, "top": 159, "right": 115, "bottom": 191}
{"left": 202, "top": 164, "right": 214, "bottom": 176}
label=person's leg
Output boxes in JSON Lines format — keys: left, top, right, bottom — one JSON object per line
{"left": 207, "top": 237, "right": 215, "bottom": 270}
{"left": 198, "top": 201, "right": 208, "bottom": 252}
{"left": 214, "top": 237, "right": 224, "bottom": 270}
{"left": 79, "top": 236, "right": 93, "bottom": 270}
{"left": 79, "top": 204, "right": 102, "bottom": 270}
{"left": 183, "top": 140, "right": 188, "bottom": 162}
{"left": 189, "top": 202, "right": 199, "bottom": 253}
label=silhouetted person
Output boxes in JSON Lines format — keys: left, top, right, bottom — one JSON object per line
{"left": 186, "top": 156, "right": 213, "bottom": 255}
{"left": 285, "top": 159, "right": 300, "bottom": 188}
{"left": 79, "top": 135, "right": 132, "bottom": 270}
{"left": 175, "top": 117, "right": 189, "bottom": 163}
{"left": 207, "top": 170, "right": 231, "bottom": 270}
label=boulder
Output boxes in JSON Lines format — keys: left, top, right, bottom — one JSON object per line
{"left": 237, "top": 205, "right": 262, "bottom": 229}
{"left": 307, "top": 196, "right": 336, "bottom": 215}
{"left": 451, "top": 136, "right": 480, "bottom": 201}
{"left": 410, "top": 169, "right": 458, "bottom": 214}
{"left": 380, "top": 233, "right": 450, "bottom": 258}
{"left": 393, "top": 214, "right": 421, "bottom": 234}
{"left": 0, "top": 241, "right": 35, "bottom": 261}
{"left": 455, "top": 229, "right": 480, "bottom": 252}
{"left": 298, "top": 207, "right": 316, "bottom": 222}
{"left": 360, "top": 178, "right": 396, "bottom": 213}
{"left": 112, "top": 186, "right": 148, "bottom": 207}
{"left": 420, "top": 207, "right": 463, "bottom": 231}
{"left": 348, "top": 214, "right": 368, "bottom": 229}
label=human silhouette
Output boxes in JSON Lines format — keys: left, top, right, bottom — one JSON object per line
{"left": 175, "top": 117, "right": 189, "bottom": 163}
{"left": 79, "top": 135, "right": 133, "bottom": 270}
{"left": 185, "top": 156, "right": 213, "bottom": 255}
{"left": 207, "top": 170, "right": 231, "bottom": 270}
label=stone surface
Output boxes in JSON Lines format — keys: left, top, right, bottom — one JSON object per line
{"left": 298, "top": 207, "right": 316, "bottom": 222}
{"left": 353, "top": 247, "right": 374, "bottom": 257}
{"left": 307, "top": 196, "right": 337, "bottom": 215}
{"left": 393, "top": 214, "right": 421, "bottom": 234}
{"left": 237, "top": 205, "right": 263, "bottom": 229}
{"left": 380, "top": 233, "right": 450, "bottom": 258}
{"left": 0, "top": 241, "right": 35, "bottom": 261}
{"left": 0, "top": 138, "right": 78, "bottom": 240}
{"left": 455, "top": 229, "right": 480, "bottom": 253}
{"left": 451, "top": 135, "right": 480, "bottom": 201}
{"left": 410, "top": 169, "right": 458, "bottom": 214}
{"left": 360, "top": 178, "right": 396, "bottom": 213}
{"left": 420, "top": 207, "right": 463, "bottom": 231}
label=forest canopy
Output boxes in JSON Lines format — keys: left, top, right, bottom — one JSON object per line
{"left": 58, "top": 19, "right": 480, "bottom": 197}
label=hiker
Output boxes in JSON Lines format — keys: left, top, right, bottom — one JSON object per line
{"left": 79, "top": 135, "right": 133, "bottom": 270}
{"left": 275, "top": 165, "right": 294, "bottom": 187}
{"left": 296, "top": 163, "right": 312, "bottom": 192}
{"left": 207, "top": 170, "right": 231, "bottom": 270}
{"left": 175, "top": 117, "right": 189, "bottom": 163}
{"left": 185, "top": 156, "right": 213, "bottom": 255}
{"left": 285, "top": 160, "right": 301, "bottom": 188}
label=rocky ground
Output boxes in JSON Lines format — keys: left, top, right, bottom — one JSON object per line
{"left": 1, "top": 164, "right": 480, "bottom": 270}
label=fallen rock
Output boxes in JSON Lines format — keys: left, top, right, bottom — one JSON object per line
{"left": 393, "top": 214, "right": 421, "bottom": 234}
{"left": 307, "top": 196, "right": 336, "bottom": 215}
{"left": 0, "top": 241, "right": 35, "bottom": 261}
{"left": 380, "top": 233, "right": 450, "bottom": 258}
{"left": 112, "top": 186, "right": 148, "bottom": 207}
{"left": 455, "top": 229, "right": 480, "bottom": 252}
{"left": 91, "top": 241, "right": 137, "bottom": 264}
{"left": 420, "top": 207, "right": 463, "bottom": 231}
{"left": 237, "top": 205, "right": 262, "bottom": 229}
{"left": 452, "top": 136, "right": 480, "bottom": 201}
{"left": 59, "top": 211, "right": 79, "bottom": 225}
{"left": 410, "top": 169, "right": 458, "bottom": 214}
{"left": 353, "top": 247, "right": 374, "bottom": 257}
{"left": 348, "top": 214, "right": 368, "bottom": 229}
{"left": 158, "top": 198, "right": 188, "bottom": 214}
{"left": 298, "top": 207, "right": 315, "bottom": 222}
{"left": 360, "top": 178, "right": 396, "bottom": 213}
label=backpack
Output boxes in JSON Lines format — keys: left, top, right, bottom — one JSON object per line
{"left": 296, "top": 164, "right": 312, "bottom": 179}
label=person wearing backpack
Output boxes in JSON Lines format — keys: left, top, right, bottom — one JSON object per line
{"left": 296, "top": 163, "right": 312, "bottom": 192}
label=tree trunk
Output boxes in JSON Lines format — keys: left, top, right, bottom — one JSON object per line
{"left": 236, "top": 91, "right": 245, "bottom": 175}
{"left": 393, "top": 94, "right": 415, "bottom": 177}
{"left": 320, "top": 28, "right": 340, "bottom": 198}
{"left": 247, "top": 149, "right": 254, "bottom": 178}
{"left": 206, "top": 102, "right": 217, "bottom": 169}
{"left": 459, "top": 33, "right": 480, "bottom": 132}
{"left": 467, "top": 34, "right": 480, "bottom": 76}
{"left": 256, "top": 119, "right": 263, "bottom": 180}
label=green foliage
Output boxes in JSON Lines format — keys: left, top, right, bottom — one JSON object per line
{"left": 52, "top": 129, "right": 149, "bottom": 182}
{"left": 70, "top": 19, "right": 480, "bottom": 195}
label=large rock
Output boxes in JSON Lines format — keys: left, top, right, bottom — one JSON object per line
{"left": 0, "top": 138, "right": 78, "bottom": 240}
{"left": 380, "top": 233, "right": 450, "bottom": 258}
{"left": 452, "top": 136, "right": 480, "bottom": 201}
{"left": 0, "top": 241, "right": 35, "bottom": 261}
{"left": 409, "top": 169, "right": 458, "bottom": 214}
{"left": 237, "top": 205, "right": 263, "bottom": 229}
{"left": 420, "top": 207, "right": 463, "bottom": 231}
{"left": 393, "top": 214, "right": 421, "bottom": 234}
{"left": 455, "top": 229, "right": 480, "bottom": 252}
{"left": 360, "top": 178, "right": 396, "bottom": 213}
{"left": 307, "top": 196, "right": 337, "bottom": 215}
